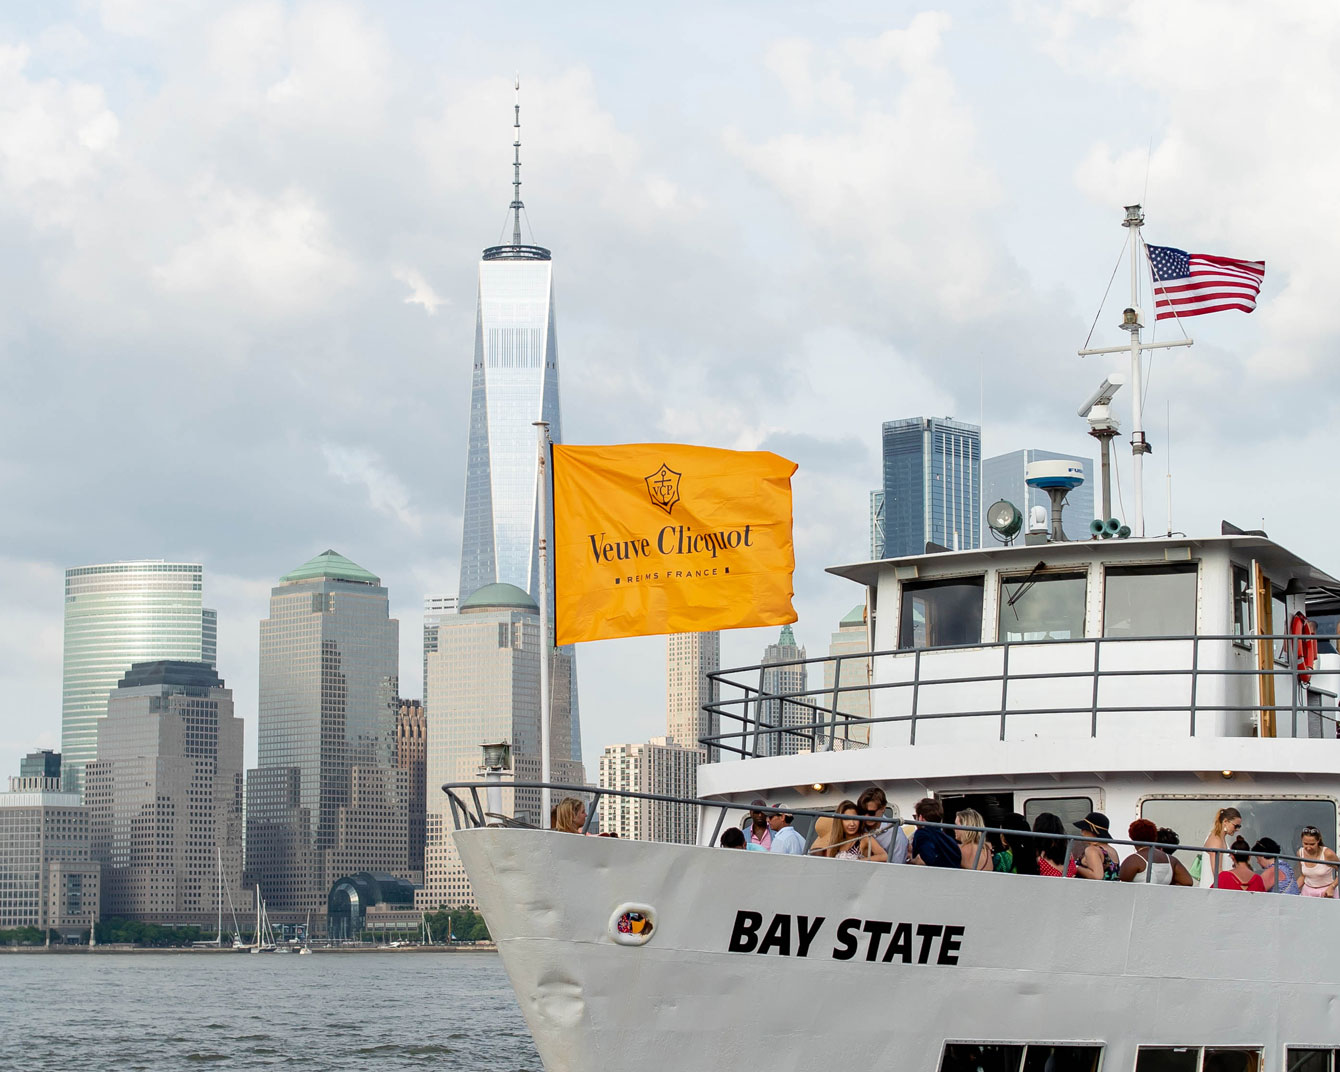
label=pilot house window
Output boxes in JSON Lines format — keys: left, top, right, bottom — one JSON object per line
{"left": 1103, "top": 563, "right": 1198, "bottom": 638}
{"left": 1232, "top": 564, "right": 1253, "bottom": 648}
{"left": 899, "top": 577, "right": 984, "bottom": 650}
{"left": 998, "top": 571, "right": 1087, "bottom": 642}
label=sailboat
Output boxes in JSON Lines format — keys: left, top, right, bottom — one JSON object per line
{"left": 298, "top": 909, "right": 313, "bottom": 953}
{"left": 250, "top": 887, "right": 278, "bottom": 953}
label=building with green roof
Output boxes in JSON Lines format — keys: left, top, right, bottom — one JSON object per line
{"left": 247, "top": 550, "right": 406, "bottom": 920}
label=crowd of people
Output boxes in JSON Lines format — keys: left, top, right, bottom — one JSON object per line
{"left": 715, "top": 794, "right": 1340, "bottom": 895}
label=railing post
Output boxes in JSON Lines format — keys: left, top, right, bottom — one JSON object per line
{"left": 909, "top": 649, "right": 922, "bottom": 746}
{"left": 754, "top": 666, "right": 767, "bottom": 758}
{"left": 1090, "top": 638, "right": 1102, "bottom": 737}
{"left": 999, "top": 641, "right": 1011, "bottom": 742}
{"left": 583, "top": 788, "right": 600, "bottom": 834}
{"left": 825, "top": 655, "right": 842, "bottom": 752}
{"left": 710, "top": 807, "right": 728, "bottom": 847}
{"left": 1189, "top": 635, "right": 1199, "bottom": 737}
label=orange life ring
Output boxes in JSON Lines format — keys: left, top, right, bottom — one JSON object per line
{"left": 1291, "top": 611, "right": 1318, "bottom": 686}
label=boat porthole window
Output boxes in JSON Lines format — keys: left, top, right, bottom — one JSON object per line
{"left": 608, "top": 903, "right": 656, "bottom": 947}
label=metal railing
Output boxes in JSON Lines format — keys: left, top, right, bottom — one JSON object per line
{"left": 702, "top": 632, "right": 1340, "bottom": 758}
{"left": 441, "top": 779, "right": 1333, "bottom": 887}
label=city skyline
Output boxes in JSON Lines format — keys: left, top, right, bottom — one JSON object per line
{"left": 3, "top": 5, "right": 1326, "bottom": 786}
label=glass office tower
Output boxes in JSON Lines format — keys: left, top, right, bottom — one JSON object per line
{"left": 459, "top": 249, "right": 561, "bottom": 606}
{"left": 881, "top": 417, "right": 982, "bottom": 558}
{"left": 245, "top": 550, "right": 401, "bottom": 916}
{"left": 457, "top": 107, "right": 582, "bottom": 762}
{"left": 61, "top": 560, "right": 216, "bottom": 795}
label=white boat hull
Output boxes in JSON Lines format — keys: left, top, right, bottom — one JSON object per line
{"left": 457, "top": 827, "right": 1340, "bottom": 1072}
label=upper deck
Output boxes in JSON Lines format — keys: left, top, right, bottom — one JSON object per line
{"left": 703, "top": 532, "right": 1340, "bottom": 761}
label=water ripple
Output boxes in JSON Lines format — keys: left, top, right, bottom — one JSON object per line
{"left": 0, "top": 952, "right": 539, "bottom": 1071}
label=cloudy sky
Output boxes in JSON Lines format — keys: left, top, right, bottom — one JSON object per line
{"left": 3, "top": 1, "right": 1338, "bottom": 779}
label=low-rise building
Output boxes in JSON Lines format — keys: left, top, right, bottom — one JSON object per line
{"left": 0, "top": 757, "right": 100, "bottom": 939}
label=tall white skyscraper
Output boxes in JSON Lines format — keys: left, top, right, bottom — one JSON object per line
{"left": 456, "top": 85, "right": 581, "bottom": 764}
{"left": 420, "top": 583, "right": 584, "bottom": 909}
{"left": 666, "top": 632, "right": 720, "bottom": 758}
{"left": 61, "top": 560, "right": 216, "bottom": 794}
{"left": 598, "top": 737, "right": 703, "bottom": 844}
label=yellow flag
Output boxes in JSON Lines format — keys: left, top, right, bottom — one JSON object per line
{"left": 553, "top": 443, "right": 798, "bottom": 645}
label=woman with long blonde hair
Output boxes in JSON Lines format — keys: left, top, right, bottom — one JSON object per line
{"left": 815, "top": 800, "right": 887, "bottom": 861}
{"left": 955, "top": 809, "right": 994, "bottom": 871}
{"left": 552, "top": 797, "right": 588, "bottom": 834}
{"left": 1199, "top": 807, "right": 1243, "bottom": 885}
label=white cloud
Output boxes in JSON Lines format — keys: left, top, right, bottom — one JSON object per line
{"left": 0, "top": 43, "right": 119, "bottom": 223}
{"left": 393, "top": 266, "right": 448, "bottom": 315}
{"left": 321, "top": 443, "right": 423, "bottom": 535}
{"left": 725, "top": 14, "right": 1010, "bottom": 327}
{"left": 153, "top": 184, "right": 356, "bottom": 317}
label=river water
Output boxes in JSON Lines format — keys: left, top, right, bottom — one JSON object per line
{"left": 0, "top": 951, "right": 541, "bottom": 1070}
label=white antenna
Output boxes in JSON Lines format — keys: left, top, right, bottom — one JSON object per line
{"left": 511, "top": 75, "right": 524, "bottom": 246}
{"left": 1078, "top": 205, "right": 1194, "bottom": 537}
{"left": 1165, "top": 400, "right": 1173, "bottom": 536}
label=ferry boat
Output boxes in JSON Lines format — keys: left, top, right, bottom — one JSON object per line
{"left": 448, "top": 211, "right": 1340, "bottom": 1072}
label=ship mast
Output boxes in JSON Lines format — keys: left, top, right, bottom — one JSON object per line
{"left": 1078, "top": 205, "right": 1193, "bottom": 537}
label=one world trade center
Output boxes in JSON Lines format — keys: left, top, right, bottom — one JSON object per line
{"left": 457, "top": 84, "right": 582, "bottom": 763}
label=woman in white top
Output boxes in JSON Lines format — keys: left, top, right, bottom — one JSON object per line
{"left": 1297, "top": 825, "right": 1339, "bottom": 898}
{"left": 1119, "top": 818, "right": 1193, "bottom": 885}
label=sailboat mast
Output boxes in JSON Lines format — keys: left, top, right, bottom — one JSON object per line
{"left": 216, "top": 846, "right": 223, "bottom": 946}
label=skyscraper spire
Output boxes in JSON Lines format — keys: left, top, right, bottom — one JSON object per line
{"left": 511, "top": 76, "right": 523, "bottom": 246}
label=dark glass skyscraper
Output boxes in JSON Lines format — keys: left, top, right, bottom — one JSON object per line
{"left": 881, "top": 417, "right": 982, "bottom": 558}
{"left": 456, "top": 88, "right": 581, "bottom": 763}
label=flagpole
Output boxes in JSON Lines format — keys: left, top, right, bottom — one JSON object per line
{"left": 1126, "top": 204, "right": 1148, "bottom": 537}
{"left": 1078, "top": 204, "right": 1193, "bottom": 537}
{"left": 534, "top": 420, "right": 552, "bottom": 829}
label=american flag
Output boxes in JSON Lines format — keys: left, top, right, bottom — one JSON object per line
{"left": 1146, "top": 243, "right": 1265, "bottom": 320}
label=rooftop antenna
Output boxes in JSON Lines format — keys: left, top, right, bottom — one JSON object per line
{"left": 511, "top": 75, "right": 524, "bottom": 246}
{"left": 1165, "top": 400, "right": 1173, "bottom": 537}
{"left": 1078, "top": 205, "right": 1194, "bottom": 537}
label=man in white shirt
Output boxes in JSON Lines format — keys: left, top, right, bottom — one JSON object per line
{"left": 767, "top": 805, "right": 806, "bottom": 855}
